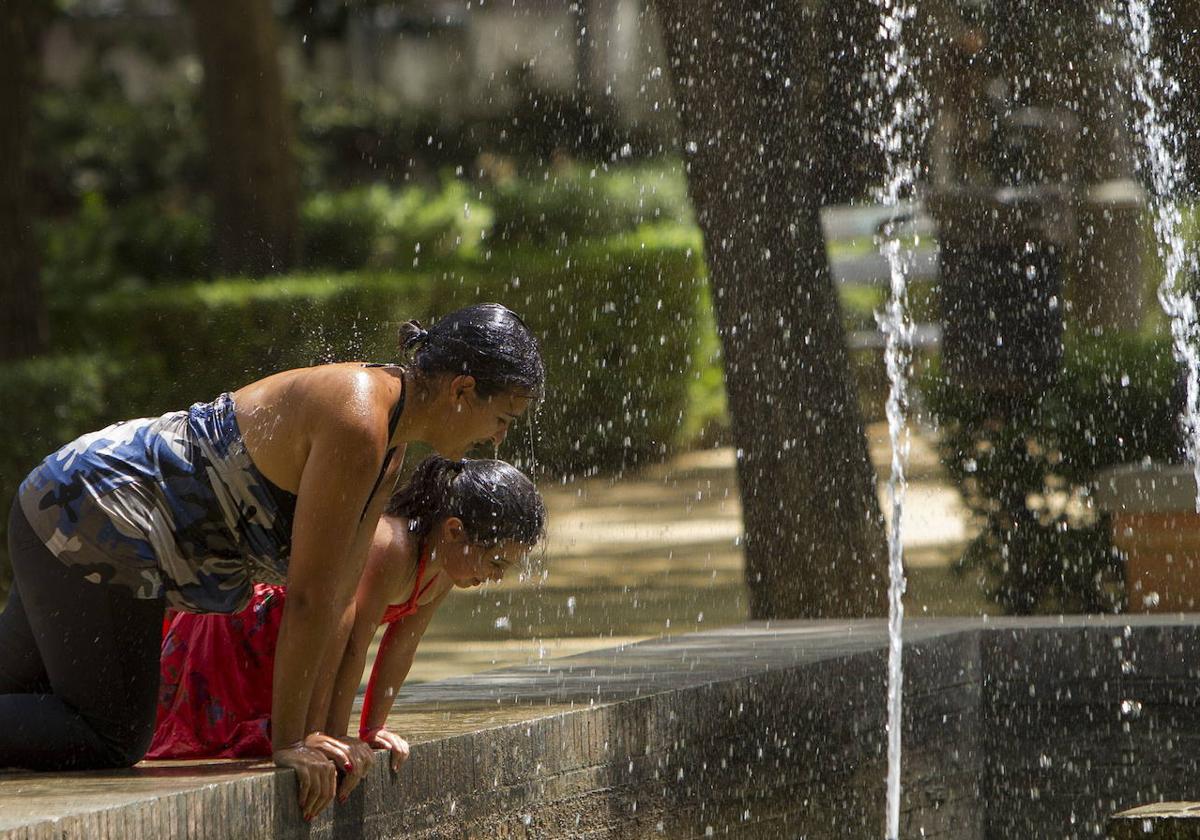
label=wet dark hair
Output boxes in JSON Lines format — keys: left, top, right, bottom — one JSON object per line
{"left": 386, "top": 455, "right": 546, "bottom": 547}
{"left": 398, "top": 303, "right": 544, "bottom": 400}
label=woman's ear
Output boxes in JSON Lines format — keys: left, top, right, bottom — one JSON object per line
{"left": 440, "top": 516, "right": 467, "bottom": 544}
{"left": 449, "top": 374, "right": 477, "bottom": 407}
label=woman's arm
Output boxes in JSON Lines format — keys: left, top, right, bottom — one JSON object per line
{"left": 359, "top": 590, "right": 447, "bottom": 737}
{"left": 232, "top": 366, "right": 403, "bottom": 817}
{"left": 303, "top": 596, "right": 357, "bottom": 736}
{"left": 270, "top": 426, "right": 381, "bottom": 817}
{"left": 271, "top": 413, "right": 383, "bottom": 754}
{"left": 320, "top": 522, "right": 413, "bottom": 737}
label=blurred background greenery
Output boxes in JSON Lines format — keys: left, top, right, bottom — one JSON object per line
{"left": 3, "top": 0, "right": 1200, "bottom": 621}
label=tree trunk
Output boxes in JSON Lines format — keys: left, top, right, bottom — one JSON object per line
{"left": 654, "top": 0, "right": 887, "bottom": 618}
{"left": 189, "top": 0, "right": 300, "bottom": 277}
{"left": 0, "top": 0, "right": 47, "bottom": 361}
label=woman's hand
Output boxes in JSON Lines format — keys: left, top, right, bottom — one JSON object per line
{"left": 332, "top": 736, "right": 376, "bottom": 802}
{"left": 272, "top": 741, "right": 337, "bottom": 821}
{"left": 364, "top": 726, "right": 411, "bottom": 773}
{"left": 301, "top": 733, "right": 374, "bottom": 801}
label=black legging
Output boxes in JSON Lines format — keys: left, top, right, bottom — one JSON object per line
{"left": 0, "top": 500, "right": 164, "bottom": 770}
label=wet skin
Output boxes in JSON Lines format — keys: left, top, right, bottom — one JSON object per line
{"left": 222, "top": 364, "right": 532, "bottom": 819}
{"left": 431, "top": 388, "right": 533, "bottom": 460}
{"left": 432, "top": 525, "right": 532, "bottom": 590}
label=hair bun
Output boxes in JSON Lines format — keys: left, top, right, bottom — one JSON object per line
{"left": 397, "top": 303, "right": 545, "bottom": 400}
{"left": 400, "top": 319, "right": 430, "bottom": 352}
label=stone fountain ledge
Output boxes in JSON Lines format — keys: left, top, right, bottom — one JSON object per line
{"left": 2, "top": 615, "right": 1199, "bottom": 839}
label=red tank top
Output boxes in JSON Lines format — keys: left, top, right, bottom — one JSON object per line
{"left": 379, "top": 543, "right": 439, "bottom": 624}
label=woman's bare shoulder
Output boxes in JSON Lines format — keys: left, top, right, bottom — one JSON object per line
{"left": 369, "top": 517, "right": 421, "bottom": 598}
{"left": 237, "top": 364, "right": 399, "bottom": 435}
{"left": 373, "top": 515, "right": 413, "bottom": 555}
{"left": 231, "top": 364, "right": 402, "bottom": 491}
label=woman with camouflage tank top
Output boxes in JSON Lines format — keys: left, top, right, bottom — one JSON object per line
{"left": 0, "top": 304, "right": 542, "bottom": 822}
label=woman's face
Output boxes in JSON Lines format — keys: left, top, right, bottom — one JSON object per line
{"left": 436, "top": 377, "right": 532, "bottom": 459}
{"left": 432, "top": 520, "right": 531, "bottom": 589}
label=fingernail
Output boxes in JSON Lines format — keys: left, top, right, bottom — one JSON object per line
{"left": 338, "top": 795, "right": 348, "bottom": 804}
{"left": 344, "top": 763, "right": 353, "bottom": 771}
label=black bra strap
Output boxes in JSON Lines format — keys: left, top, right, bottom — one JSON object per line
{"left": 359, "top": 369, "right": 407, "bottom": 522}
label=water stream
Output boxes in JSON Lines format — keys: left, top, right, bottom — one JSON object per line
{"left": 1113, "top": 0, "right": 1200, "bottom": 510}
{"left": 878, "top": 236, "right": 913, "bottom": 840}
{"left": 869, "top": 0, "right": 928, "bottom": 836}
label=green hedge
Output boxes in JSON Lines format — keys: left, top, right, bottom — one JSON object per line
{"left": 452, "top": 224, "right": 707, "bottom": 475}
{"left": 47, "top": 224, "right": 705, "bottom": 477}
{"left": 39, "top": 193, "right": 213, "bottom": 306}
{"left": 299, "top": 181, "right": 493, "bottom": 270}
{"left": 485, "top": 162, "right": 693, "bottom": 246}
{"left": 37, "top": 149, "right": 694, "bottom": 300}
{"left": 54, "top": 272, "right": 437, "bottom": 415}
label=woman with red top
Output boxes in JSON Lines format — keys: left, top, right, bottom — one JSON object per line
{"left": 148, "top": 455, "right": 546, "bottom": 777}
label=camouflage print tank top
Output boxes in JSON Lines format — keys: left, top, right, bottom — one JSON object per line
{"left": 19, "top": 371, "right": 405, "bottom": 614}
{"left": 17, "top": 393, "right": 300, "bottom": 613}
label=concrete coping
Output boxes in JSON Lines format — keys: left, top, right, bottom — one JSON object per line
{"left": 3, "top": 614, "right": 1200, "bottom": 839}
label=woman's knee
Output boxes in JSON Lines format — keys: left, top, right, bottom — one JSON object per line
{"left": 96, "top": 724, "right": 155, "bottom": 768}
{"left": 80, "top": 700, "right": 158, "bottom": 769}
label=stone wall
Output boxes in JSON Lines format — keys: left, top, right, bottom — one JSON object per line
{"left": 2, "top": 617, "right": 1198, "bottom": 839}
{"left": 982, "top": 621, "right": 1200, "bottom": 838}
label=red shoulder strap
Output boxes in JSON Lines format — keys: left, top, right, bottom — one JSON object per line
{"left": 380, "top": 540, "right": 433, "bottom": 625}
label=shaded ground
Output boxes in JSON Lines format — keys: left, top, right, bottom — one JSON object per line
{"left": 399, "top": 421, "right": 989, "bottom": 684}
